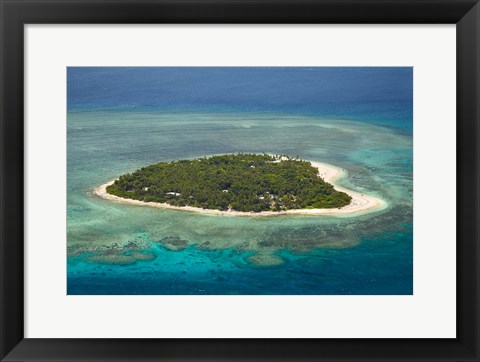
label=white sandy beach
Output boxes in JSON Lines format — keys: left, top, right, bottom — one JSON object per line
{"left": 92, "top": 161, "right": 387, "bottom": 217}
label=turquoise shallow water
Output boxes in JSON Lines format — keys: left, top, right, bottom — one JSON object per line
{"left": 67, "top": 111, "right": 412, "bottom": 295}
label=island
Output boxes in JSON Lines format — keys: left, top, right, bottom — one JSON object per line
{"left": 93, "top": 154, "right": 386, "bottom": 216}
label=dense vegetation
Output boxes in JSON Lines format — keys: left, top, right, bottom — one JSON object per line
{"left": 106, "top": 154, "right": 351, "bottom": 212}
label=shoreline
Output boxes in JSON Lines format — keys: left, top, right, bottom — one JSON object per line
{"left": 92, "top": 161, "right": 387, "bottom": 217}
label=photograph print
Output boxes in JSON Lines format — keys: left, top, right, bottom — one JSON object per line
{"left": 67, "top": 67, "right": 413, "bottom": 295}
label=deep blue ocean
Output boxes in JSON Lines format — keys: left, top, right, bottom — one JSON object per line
{"left": 67, "top": 67, "right": 413, "bottom": 295}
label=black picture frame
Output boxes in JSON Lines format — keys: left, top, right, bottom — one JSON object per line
{"left": 1, "top": 1, "right": 479, "bottom": 361}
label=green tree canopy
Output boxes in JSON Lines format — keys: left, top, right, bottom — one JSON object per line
{"left": 106, "top": 154, "right": 351, "bottom": 212}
